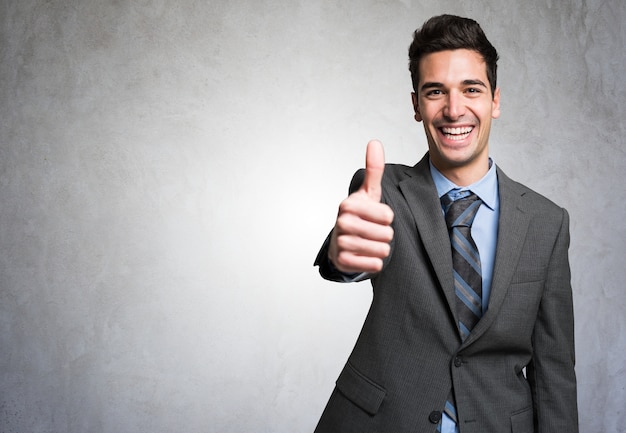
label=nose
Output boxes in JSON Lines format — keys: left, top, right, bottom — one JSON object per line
{"left": 443, "top": 91, "right": 465, "bottom": 120}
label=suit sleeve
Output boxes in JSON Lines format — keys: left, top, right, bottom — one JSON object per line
{"left": 527, "top": 208, "right": 579, "bottom": 432}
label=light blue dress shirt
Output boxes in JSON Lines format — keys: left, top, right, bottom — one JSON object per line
{"left": 429, "top": 158, "right": 500, "bottom": 433}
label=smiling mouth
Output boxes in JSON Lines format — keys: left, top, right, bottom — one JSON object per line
{"left": 440, "top": 126, "right": 474, "bottom": 141}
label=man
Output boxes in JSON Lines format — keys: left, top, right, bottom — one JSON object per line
{"left": 314, "top": 15, "right": 578, "bottom": 433}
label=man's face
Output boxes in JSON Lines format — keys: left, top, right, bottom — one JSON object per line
{"left": 412, "top": 49, "right": 500, "bottom": 182}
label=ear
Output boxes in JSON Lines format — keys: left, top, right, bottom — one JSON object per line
{"left": 491, "top": 87, "right": 501, "bottom": 119}
{"left": 411, "top": 92, "right": 423, "bottom": 122}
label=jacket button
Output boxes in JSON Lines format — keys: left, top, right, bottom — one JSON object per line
{"left": 454, "top": 356, "right": 463, "bottom": 367}
{"left": 429, "top": 410, "right": 442, "bottom": 424}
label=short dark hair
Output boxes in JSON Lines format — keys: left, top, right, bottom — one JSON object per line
{"left": 408, "top": 15, "right": 499, "bottom": 96}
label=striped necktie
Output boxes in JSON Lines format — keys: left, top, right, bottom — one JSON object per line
{"left": 442, "top": 191, "right": 483, "bottom": 339}
{"left": 437, "top": 191, "right": 483, "bottom": 431}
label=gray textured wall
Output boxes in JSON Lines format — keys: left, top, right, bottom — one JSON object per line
{"left": 1, "top": 1, "right": 624, "bottom": 432}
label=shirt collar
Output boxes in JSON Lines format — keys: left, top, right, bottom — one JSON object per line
{"left": 429, "top": 158, "right": 498, "bottom": 211}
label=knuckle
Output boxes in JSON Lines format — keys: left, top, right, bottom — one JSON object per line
{"left": 336, "top": 251, "right": 355, "bottom": 268}
{"left": 335, "top": 235, "right": 351, "bottom": 250}
{"left": 370, "top": 258, "right": 384, "bottom": 272}
{"left": 338, "top": 199, "right": 351, "bottom": 214}
{"left": 385, "top": 226, "right": 394, "bottom": 241}
{"left": 335, "top": 214, "right": 356, "bottom": 233}
{"left": 384, "top": 207, "right": 395, "bottom": 224}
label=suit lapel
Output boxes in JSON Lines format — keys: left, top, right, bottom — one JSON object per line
{"left": 397, "top": 159, "right": 532, "bottom": 345}
{"left": 462, "top": 167, "right": 531, "bottom": 346}
{"left": 398, "top": 156, "right": 458, "bottom": 322}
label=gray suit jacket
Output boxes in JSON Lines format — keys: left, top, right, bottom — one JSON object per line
{"left": 314, "top": 153, "right": 578, "bottom": 433}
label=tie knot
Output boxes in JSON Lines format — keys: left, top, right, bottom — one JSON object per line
{"left": 441, "top": 191, "right": 482, "bottom": 229}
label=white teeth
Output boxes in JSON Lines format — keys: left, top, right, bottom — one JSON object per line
{"left": 441, "top": 126, "right": 473, "bottom": 141}
{"left": 442, "top": 126, "right": 473, "bottom": 135}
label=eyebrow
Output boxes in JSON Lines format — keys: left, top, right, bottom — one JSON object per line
{"left": 463, "top": 79, "right": 488, "bottom": 88}
{"left": 420, "top": 82, "right": 444, "bottom": 92}
{"left": 420, "top": 79, "right": 488, "bottom": 92}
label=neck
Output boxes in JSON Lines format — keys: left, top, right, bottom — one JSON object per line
{"left": 433, "top": 159, "right": 490, "bottom": 187}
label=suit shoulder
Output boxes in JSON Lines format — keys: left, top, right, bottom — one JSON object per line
{"left": 498, "top": 168, "right": 568, "bottom": 217}
{"left": 349, "top": 163, "right": 413, "bottom": 192}
{"left": 383, "top": 163, "right": 414, "bottom": 183}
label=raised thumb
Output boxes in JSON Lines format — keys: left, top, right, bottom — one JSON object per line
{"left": 361, "top": 140, "right": 385, "bottom": 201}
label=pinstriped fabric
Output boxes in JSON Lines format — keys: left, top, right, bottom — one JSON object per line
{"left": 438, "top": 191, "right": 483, "bottom": 431}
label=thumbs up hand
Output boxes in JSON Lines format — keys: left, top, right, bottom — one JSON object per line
{"left": 328, "top": 140, "right": 395, "bottom": 274}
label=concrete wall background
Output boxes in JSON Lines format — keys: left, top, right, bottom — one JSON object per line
{"left": 1, "top": 0, "right": 624, "bottom": 432}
